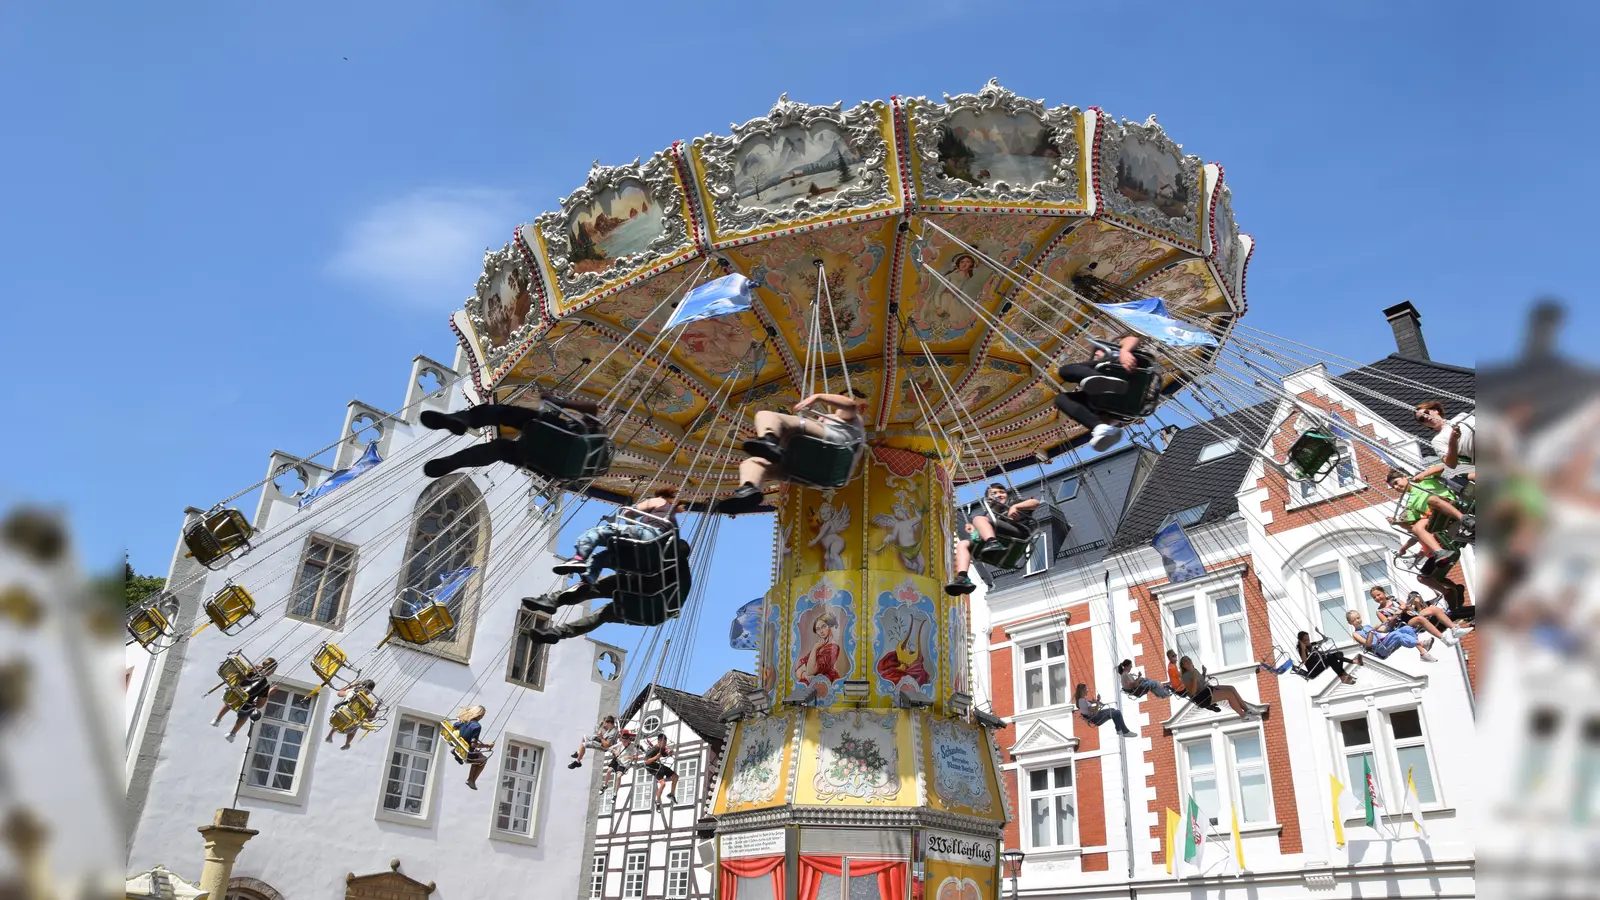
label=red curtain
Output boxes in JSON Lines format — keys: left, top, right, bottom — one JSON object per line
{"left": 798, "top": 856, "right": 908, "bottom": 900}
{"left": 719, "top": 855, "right": 784, "bottom": 900}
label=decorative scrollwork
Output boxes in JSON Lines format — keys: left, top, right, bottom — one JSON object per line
{"left": 909, "top": 79, "right": 1083, "bottom": 208}
{"left": 535, "top": 151, "right": 692, "bottom": 303}
{"left": 1209, "top": 178, "right": 1242, "bottom": 302}
{"left": 694, "top": 94, "right": 893, "bottom": 239}
{"left": 1097, "top": 115, "right": 1203, "bottom": 247}
{"left": 465, "top": 244, "right": 541, "bottom": 369}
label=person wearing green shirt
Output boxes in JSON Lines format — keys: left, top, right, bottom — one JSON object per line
{"left": 1386, "top": 464, "right": 1474, "bottom": 562}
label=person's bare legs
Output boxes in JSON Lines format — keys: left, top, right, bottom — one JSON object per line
{"left": 342, "top": 730, "right": 356, "bottom": 749}
{"left": 1405, "top": 615, "right": 1446, "bottom": 640}
{"left": 213, "top": 703, "right": 230, "bottom": 726}
{"left": 228, "top": 712, "right": 252, "bottom": 738}
{"left": 1408, "top": 520, "right": 1445, "bottom": 555}
{"left": 1426, "top": 494, "right": 1465, "bottom": 522}
{"left": 468, "top": 758, "right": 486, "bottom": 789}
{"left": 738, "top": 457, "right": 775, "bottom": 489}
{"left": 970, "top": 515, "right": 997, "bottom": 542}
{"left": 1211, "top": 685, "right": 1250, "bottom": 717}
{"left": 1417, "top": 605, "right": 1460, "bottom": 631}
{"left": 953, "top": 539, "right": 972, "bottom": 573}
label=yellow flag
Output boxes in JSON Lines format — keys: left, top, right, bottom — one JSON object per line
{"left": 1165, "top": 808, "right": 1182, "bottom": 875}
{"left": 1330, "top": 775, "right": 1347, "bottom": 848}
{"left": 1231, "top": 805, "right": 1246, "bottom": 870}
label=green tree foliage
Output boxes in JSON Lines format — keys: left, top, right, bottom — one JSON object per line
{"left": 124, "top": 557, "right": 166, "bottom": 609}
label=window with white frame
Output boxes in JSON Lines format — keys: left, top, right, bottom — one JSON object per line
{"left": 1387, "top": 709, "right": 1436, "bottom": 805}
{"left": 288, "top": 536, "right": 356, "bottom": 625}
{"left": 623, "top": 850, "right": 647, "bottom": 899}
{"left": 1168, "top": 601, "right": 1203, "bottom": 662}
{"left": 674, "top": 755, "right": 700, "bottom": 806}
{"left": 1182, "top": 739, "right": 1221, "bottom": 828}
{"left": 382, "top": 717, "right": 438, "bottom": 817}
{"left": 1056, "top": 476, "right": 1080, "bottom": 502}
{"left": 642, "top": 713, "right": 662, "bottom": 734}
{"left": 507, "top": 609, "right": 550, "bottom": 689}
{"left": 1336, "top": 716, "right": 1378, "bottom": 811}
{"left": 1026, "top": 764, "right": 1076, "bottom": 848}
{"left": 1021, "top": 638, "right": 1067, "bottom": 710}
{"left": 590, "top": 853, "right": 606, "bottom": 899}
{"left": 246, "top": 687, "right": 314, "bottom": 793}
{"left": 1165, "top": 581, "right": 1253, "bottom": 670}
{"left": 1180, "top": 728, "right": 1274, "bottom": 830}
{"left": 599, "top": 784, "right": 616, "bottom": 816}
{"left": 666, "top": 848, "right": 692, "bottom": 899}
{"left": 1212, "top": 592, "right": 1249, "bottom": 666}
{"left": 494, "top": 741, "right": 544, "bottom": 837}
{"left": 1355, "top": 556, "right": 1393, "bottom": 624}
{"left": 1313, "top": 567, "right": 1350, "bottom": 639}
{"left": 1311, "top": 553, "right": 1394, "bottom": 639}
{"left": 1158, "top": 503, "right": 1210, "bottom": 530}
{"left": 1229, "top": 731, "right": 1272, "bottom": 824}
{"left": 1197, "top": 438, "right": 1240, "bottom": 463}
{"left": 630, "top": 765, "right": 654, "bottom": 811}
{"left": 1025, "top": 531, "right": 1050, "bottom": 575}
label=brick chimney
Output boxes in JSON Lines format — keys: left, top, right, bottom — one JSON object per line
{"left": 1382, "top": 301, "right": 1430, "bottom": 360}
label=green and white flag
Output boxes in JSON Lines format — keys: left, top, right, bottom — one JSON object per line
{"left": 1184, "top": 794, "right": 1204, "bottom": 863}
{"left": 1363, "top": 756, "right": 1381, "bottom": 827}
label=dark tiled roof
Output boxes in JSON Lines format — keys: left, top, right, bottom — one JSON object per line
{"left": 1109, "top": 403, "right": 1274, "bottom": 551}
{"left": 1478, "top": 357, "right": 1600, "bottom": 432}
{"left": 1333, "top": 354, "right": 1476, "bottom": 441}
{"left": 620, "top": 670, "right": 758, "bottom": 747}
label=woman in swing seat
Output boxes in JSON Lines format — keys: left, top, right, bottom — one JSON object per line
{"left": 1176, "top": 656, "right": 1263, "bottom": 720}
{"left": 1372, "top": 586, "right": 1470, "bottom": 644}
{"left": 1052, "top": 334, "right": 1154, "bottom": 452}
{"left": 211, "top": 657, "right": 277, "bottom": 743}
{"left": 553, "top": 488, "right": 683, "bottom": 582}
{"left": 324, "top": 679, "right": 379, "bottom": 750}
{"left": 718, "top": 392, "right": 865, "bottom": 515}
{"left": 419, "top": 394, "right": 602, "bottom": 478}
{"left": 1117, "top": 659, "right": 1173, "bottom": 698}
{"left": 1074, "top": 683, "right": 1137, "bottom": 738}
{"left": 450, "top": 706, "right": 495, "bottom": 790}
{"left": 1258, "top": 632, "right": 1363, "bottom": 686}
{"left": 946, "top": 484, "right": 1040, "bottom": 595}
{"left": 1347, "top": 610, "right": 1435, "bottom": 663}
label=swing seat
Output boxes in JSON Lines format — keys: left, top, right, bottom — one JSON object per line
{"left": 183, "top": 508, "right": 255, "bottom": 570}
{"left": 216, "top": 652, "right": 256, "bottom": 688}
{"left": 310, "top": 642, "right": 356, "bottom": 688}
{"left": 975, "top": 533, "right": 1033, "bottom": 571}
{"left": 608, "top": 511, "right": 676, "bottom": 574}
{"left": 611, "top": 577, "right": 682, "bottom": 627}
{"left": 1284, "top": 431, "right": 1340, "bottom": 483}
{"left": 441, "top": 719, "right": 493, "bottom": 764}
{"left": 515, "top": 401, "right": 613, "bottom": 483}
{"left": 1083, "top": 363, "right": 1162, "bottom": 421}
{"left": 329, "top": 689, "right": 381, "bottom": 732}
{"left": 780, "top": 434, "right": 861, "bottom": 489}
{"left": 203, "top": 585, "right": 258, "bottom": 636}
{"left": 221, "top": 685, "right": 254, "bottom": 713}
{"left": 390, "top": 591, "right": 456, "bottom": 645}
{"left": 127, "top": 595, "right": 180, "bottom": 653}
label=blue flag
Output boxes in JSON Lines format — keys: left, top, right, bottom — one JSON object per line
{"left": 729, "top": 597, "right": 765, "bottom": 650}
{"left": 1153, "top": 521, "right": 1207, "bottom": 584}
{"left": 665, "top": 273, "right": 753, "bottom": 330}
{"left": 298, "top": 441, "right": 382, "bottom": 509}
{"left": 1095, "top": 296, "right": 1218, "bottom": 348}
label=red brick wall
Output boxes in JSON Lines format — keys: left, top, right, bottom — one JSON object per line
{"left": 1076, "top": 755, "right": 1107, "bottom": 850}
{"left": 990, "top": 644, "right": 1016, "bottom": 752}
{"left": 1255, "top": 394, "right": 1399, "bottom": 537}
{"left": 1069, "top": 626, "right": 1100, "bottom": 753}
{"left": 1000, "top": 768, "right": 1020, "bottom": 849}
{"left": 1240, "top": 563, "right": 1303, "bottom": 854}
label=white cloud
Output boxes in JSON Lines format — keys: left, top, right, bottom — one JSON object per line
{"left": 328, "top": 188, "right": 520, "bottom": 309}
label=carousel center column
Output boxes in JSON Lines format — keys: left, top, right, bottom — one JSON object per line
{"left": 710, "top": 436, "right": 1009, "bottom": 900}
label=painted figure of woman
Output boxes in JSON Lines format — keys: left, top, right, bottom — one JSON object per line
{"left": 795, "top": 611, "right": 843, "bottom": 686}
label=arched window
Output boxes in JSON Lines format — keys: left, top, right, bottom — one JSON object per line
{"left": 226, "top": 877, "right": 285, "bottom": 900}
{"left": 1283, "top": 529, "right": 1401, "bottom": 643}
{"left": 400, "top": 475, "right": 490, "bottom": 661}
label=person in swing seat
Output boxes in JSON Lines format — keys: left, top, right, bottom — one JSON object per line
{"left": 570, "top": 715, "right": 620, "bottom": 769}
{"left": 1074, "top": 683, "right": 1137, "bottom": 738}
{"left": 1176, "top": 655, "right": 1263, "bottom": 720}
{"left": 324, "top": 678, "right": 379, "bottom": 749}
{"left": 1347, "top": 609, "right": 1436, "bottom": 663}
{"left": 641, "top": 733, "right": 679, "bottom": 807}
{"left": 1414, "top": 400, "right": 1474, "bottom": 486}
{"left": 524, "top": 538, "right": 694, "bottom": 644}
{"left": 1053, "top": 334, "right": 1154, "bottom": 452}
{"left": 554, "top": 488, "right": 684, "bottom": 582}
{"left": 718, "top": 392, "right": 866, "bottom": 514}
{"left": 600, "top": 730, "right": 638, "bottom": 796}
{"left": 419, "top": 394, "right": 602, "bottom": 478}
{"left": 1371, "top": 585, "right": 1470, "bottom": 644}
{"left": 1387, "top": 465, "right": 1475, "bottom": 562}
{"left": 946, "top": 484, "right": 1040, "bottom": 595}
{"left": 211, "top": 657, "right": 277, "bottom": 743}
{"left": 450, "top": 705, "right": 495, "bottom": 790}
{"left": 1258, "top": 632, "right": 1363, "bottom": 685}
{"left": 1117, "top": 658, "right": 1173, "bottom": 698}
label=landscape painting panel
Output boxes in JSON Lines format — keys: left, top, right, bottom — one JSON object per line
{"left": 1114, "top": 134, "right": 1190, "bottom": 219}
{"left": 734, "top": 123, "right": 866, "bottom": 207}
{"left": 566, "top": 178, "right": 665, "bottom": 273}
{"left": 937, "top": 109, "right": 1061, "bottom": 188}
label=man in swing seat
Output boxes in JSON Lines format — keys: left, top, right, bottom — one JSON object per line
{"left": 522, "top": 538, "right": 694, "bottom": 644}
{"left": 1053, "top": 333, "right": 1155, "bottom": 452}
{"left": 946, "top": 483, "right": 1040, "bottom": 595}
{"left": 718, "top": 392, "right": 866, "bottom": 515}
{"left": 554, "top": 488, "right": 683, "bottom": 582}
{"left": 419, "top": 393, "right": 603, "bottom": 478}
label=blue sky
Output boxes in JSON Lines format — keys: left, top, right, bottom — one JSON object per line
{"left": 1, "top": 1, "right": 1590, "bottom": 691}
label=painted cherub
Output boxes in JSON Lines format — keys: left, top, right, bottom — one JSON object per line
{"left": 871, "top": 496, "right": 926, "bottom": 575}
{"left": 809, "top": 500, "right": 851, "bottom": 571}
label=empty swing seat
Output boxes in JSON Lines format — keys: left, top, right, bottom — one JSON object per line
{"left": 310, "top": 642, "right": 355, "bottom": 688}
{"left": 390, "top": 591, "right": 456, "bottom": 645}
{"left": 127, "top": 595, "right": 181, "bottom": 652}
{"left": 183, "top": 508, "right": 256, "bottom": 569}
{"left": 1285, "top": 431, "right": 1340, "bottom": 482}
{"left": 203, "top": 585, "right": 258, "bottom": 635}
{"left": 221, "top": 684, "right": 253, "bottom": 713}
{"left": 515, "top": 401, "right": 613, "bottom": 482}
{"left": 216, "top": 651, "right": 256, "bottom": 688}
{"left": 975, "top": 533, "right": 1034, "bottom": 571}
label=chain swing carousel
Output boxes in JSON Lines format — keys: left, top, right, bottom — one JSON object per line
{"left": 448, "top": 82, "right": 1250, "bottom": 900}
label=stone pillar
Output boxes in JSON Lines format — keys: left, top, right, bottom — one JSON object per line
{"left": 2, "top": 809, "right": 52, "bottom": 900}
{"left": 196, "top": 808, "right": 258, "bottom": 899}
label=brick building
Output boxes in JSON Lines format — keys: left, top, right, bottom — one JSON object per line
{"left": 975, "top": 308, "right": 1477, "bottom": 898}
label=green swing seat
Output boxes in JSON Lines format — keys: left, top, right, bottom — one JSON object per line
{"left": 779, "top": 421, "right": 862, "bottom": 490}
{"left": 514, "top": 400, "right": 613, "bottom": 483}
{"left": 1285, "top": 431, "right": 1341, "bottom": 483}
{"left": 606, "top": 510, "right": 684, "bottom": 627}
{"left": 975, "top": 533, "right": 1034, "bottom": 571}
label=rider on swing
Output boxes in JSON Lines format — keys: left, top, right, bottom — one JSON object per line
{"left": 718, "top": 392, "right": 866, "bottom": 515}
{"left": 420, "top": 394, "right": 602, "bottom": 478}
{"left": 1053, "top": 334, "right": 1153, "bottom": 452}
{"left": 946, "top": 484, "right": 1040, "bottom": 595}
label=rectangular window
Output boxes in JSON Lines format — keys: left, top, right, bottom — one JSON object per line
{"left": 1026, "top": 765, "right": 1076, "bottom": 848}
{"left": 288, "top": 536, "right": 355, "bottom": 625}
{"left": 1313, "top": 569, "right": 1347, "bottom": 639}
{"left": 383, "top": 717, "right": 438, "bottom": 816}
{"left": 1300, "top": 440, "right": 1357, "bottom": 498}
{"left": 1212, "top": 593, "right": 1249, "bottom": 666}
{"left": 666, "top": 848, "right": 692, "bottom": 899}
{"left": 1197, "top": 438, "right": 1239, "bottom": 463}
{"left": 623, "top": 850, "right": 647, "bottom": 899}
{"left": 508, "top": 609, "right": 550, "bottom": 689}
{"left": 1169, "top": 601, "right": 1202, "bottom": 662}
{"left": 1338, "top": 716, "right": 1377, "bottom": 808}
{"left": 590, "top": 853, "right": 607, "bottom": 899}
{"left": 1025, "top": 531, "right": 1050, "bottom": 575}
{"left": 599, "top": 784, "right": 616, "bottom": 816}
{"left": 494, "top": 741, "right": 544, "bottom": 837}
{"left": 1183, "top": 740, "right": 1220, "bottom": 827}
{"left": 1388, "top": 709, "right": 1436, "bottom": 804}
{"left": 1022, "top": 639, "right": 1067, "bottom": 709}
{"left": 1159, "top": 503, "right": 1210, "bottom": 530}
{"left": 631, "top": 766, "right": 654, "bottom": 812}
{"left": 1356, "top": 557, "right": 1392, "bottom": 625}
{"left": 247, "top": 687, "right": 314, "bottom": 792}
{"left": 674, "top": 756, "right": 700, "bottom": 806}
{"left": 1229, "top": 732, "right": 1271, "bottom": 824}
{"left": 1056, "top": 476, "right": 1080, "bottom": 502}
